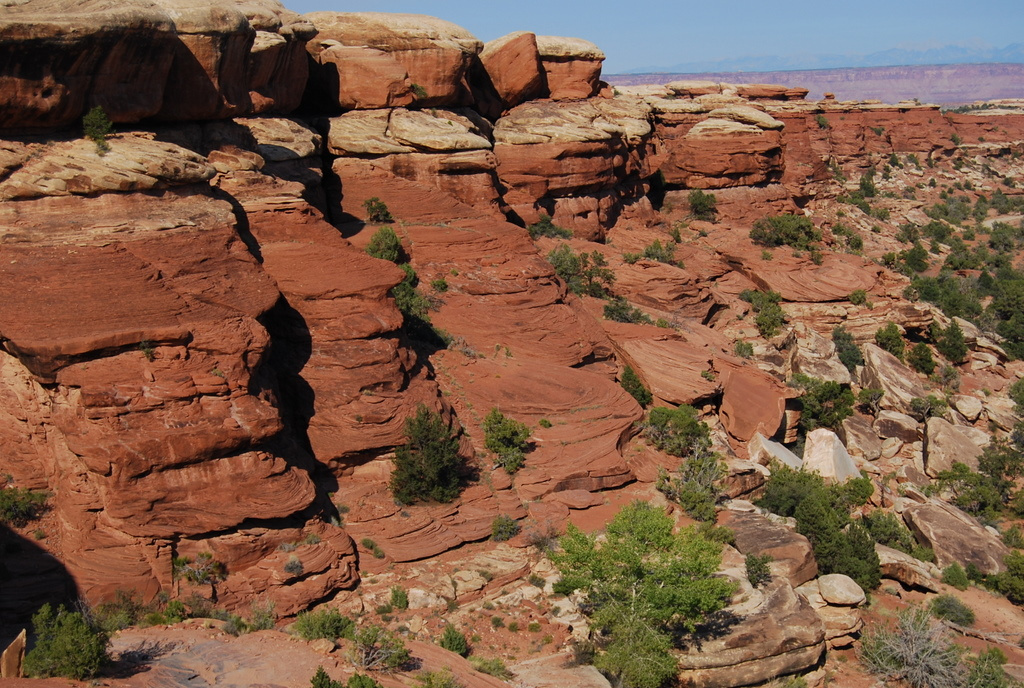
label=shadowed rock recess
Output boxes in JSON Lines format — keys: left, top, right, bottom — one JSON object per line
{"left": 3, "top": 2, "right": 1024, "bottom": 687}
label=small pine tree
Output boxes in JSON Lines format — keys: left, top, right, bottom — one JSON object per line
{"left": 439, "top": 623, "right": 469, "bottom": 656}
{"left": 936, "top": 320, "right": 968, "bottom": 364}
{"left": 833, "top": 325, "right": 864, "bottom": 372}
{"left": 907, "top": 342, "right": 936, "bottom": 375}
{"left": 311, "top": 666, "right": 343, "bottom": 688}
{"left": 82, "top": 105, "right": 113, "bottom": 155}
{"left": 24, "top": 604, "right": 109, "bottom": 679}
{"left": 874, "top": 322, "right": 906, "bottom": 361}
{"left": 482, "top": 408, "right": 531, "bottom": 473}
{"left": 620, "top": 365, "right": 652, "bottom": 407}
{"left": 363, "top": 197, "right": 394, "bottom": 223}
{"left": 389, "top": 405, "right": 463, "bottom": 504}
{"left": 365, "top": 226, "right": 403, "bottom": 263}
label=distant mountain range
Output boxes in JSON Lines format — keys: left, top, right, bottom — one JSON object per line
{"left": 606, "top": 63, "right": 1024, "bottom": 106}
{"left": 621, "top": 43, "right": 1024, "bottom": 74}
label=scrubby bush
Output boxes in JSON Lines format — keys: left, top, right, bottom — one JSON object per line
{"left": 390, "top": 405, "right": 464, "bottom": 504}
{"left": 935, "top": 320, "right": 968, "bottom": 363}
{"left": 24, "top": 604, "right": 109, "bottom": 679}
{"left": 789, "top": 373, "right": 855, "bottom": 432}
{"left": 470, "top": 657, "right": 513, "bottom": 679}
{"left": 749, "top": 214, "right": 821, "bottom": 250}
{"left": 620, "top": 365, "right": 652, "bottom": 407}
{"left": 643, "top": 405, "right": 710, "bottom": 458}
{"left": 363, "top": 197, "right": 393, "bottom": 223}
{"left": 0, "top": 487, "right": 48, "bottom": 526}
{"left": 347, "top": 674, "right": 382, "bottom": 688}
{"left": 365, "top": 226, "right": 403, "bottom": 263}
{"left": 929, "top": 594, "right": 975, "bottom": 626}
{"left": 294, "top": 608, "right": 355, "bottom": 641}
{"left": 875, "top": 322, "right": 906, "bottom": 360}
{"left": 642, "top": 239, "right": 676, "bottom": 264}
{"left": 908, "top": 342, "right": 936, "bottom": 375}
{"left": 859, "top": 607, "right": 965, "bottom": 688}
{"left": 350, "top": 625, "right": 411, "bottom": 671}
{"left": 528, "top": 214, "right": 572, "bottom": 239}
{"left": 546, "top": 244, "right": 614, "bottom": 297}
{"left": 311, "top": 666, "right": 343, "bottom": 688}
{"left": 603, "top": 297, "right": 652, "bottom": 324}
{"left": 656, "top": 447, "right": 726, "bottom": 522}
{"left": 390, "top": 586, "right": 409, "bottom": 611}
{"left": 415, "top": 668, "right": 463, "bottom": 688}
{"left": 758, "top": 466, "right": 878, "bottom": 590}
{"left": 740, "top": 289, "right": 786, "bottom": 338}
{"left": 687, "top": 189, "right": 717, "bottom": 221}
{"left": 908, "top": 395, "right": 948, "bottom": 421}
{"left": 864, "top": 510, "right": 917, "bottom": 555}
{"left": 733, "top": 340, "right": 754, "bottom": 359}
{"left": 491, "top": 514, "right": 521, "bottom": 542}
{"left": 942, "top": 563, "right": 970, "bottom": 590}
{"left": 482, "top": 408, "right": 531, "bottom": 474}
{"left": 746, "top": 553, "right": 773, "bottom": 588}
{"left": 439, "top": 623, "right": 469, "bottom": 656}
{"left": 172, "top": 552, "right": 226, "bottom": 584}
{"left": 832, "top": 325, "right": 864, "bottom": 372}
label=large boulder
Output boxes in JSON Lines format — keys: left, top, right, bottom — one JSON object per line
{"left": 677, "top": 578, "right": 825, "bottom": 688}
{"left": 747, "top": 433, "right": 802, "bottom": 469}
{"left": 923, "top": 416, "right": 983, "bottom": 477}
{"left": 305, "top": 12, "right": 483, "bottom": 107}
{"left": 802, "top": 429, "right": 860, "bottom": 484}
{"left": 873, "top": 410, "right": 921, "bottom": 443}
{"left": 839, "top": 415, "right": 882, "bottom": 461}
{"left": 904, "top": 500, "right": 1010, "bottom": 575}
{"left": 876, "top": 544, "right": 939, "bottom": 592}
{"left": 719, "top": 509, "right": 818, "bottom": 587}
{"left": 535, "top": 35, "right": 604, "bottom": 100}
{"left": 0, "top": 0, "right": 315, "bottom": 128}
{"left": 306, "top": 44, "right": 414, "bottom": 110}
{"left": 480, "top": 32, "right": 547, "bottom": 109}
{"left": 860, "top": 343, "right": 928, "bottom": 415}
{"left": 717, "top": 360, "right": 792, "bottom": 442}
{"left": 784, "top": 324, "right": 852, "bottom": 385}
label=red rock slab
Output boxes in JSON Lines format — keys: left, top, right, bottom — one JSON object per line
{"left": 657, "top": 121, "right": 784, "bottom": 189}
{"left": 305, "top": 12, "right": 482, "bottom": 108}
{"left": 612, "top": 331, "right": 719, "bottom": 406}
{"left": 310, "top": 44, "right": 414, "bottom": 110}
{"left": 715, "top": 357, "right": 793, "bottom": 442}
{"left": 480, "top": 31, "right": 547, "bottom": 108}
{"left": 494, "top": 139, "right": 628, "bottom": 204}
{"left": 722, "top": 248, "right": 882, "bottom": 303}
{"left": 543, "top": 489, "right": 606, "bottom": 510}
{"left": 434, "top": 353, "right": 641, "bottom": 501}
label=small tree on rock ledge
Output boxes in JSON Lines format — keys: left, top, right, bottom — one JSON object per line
{"left": 389, "top": 404, "right": 464, "bottom": 504}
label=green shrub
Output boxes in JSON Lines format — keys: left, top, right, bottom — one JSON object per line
{"left": 172, "top": 552, "right": 226, "bottom": 584}
{"left": 430, "top": 278, "right": 448, "bottom": 292}
{"left": 91, "top": 589, "right": 146, "bottom": 633}
{"left": 363, "top": 197, "right": 393, "bottom": 223}
{"left": 438, "top": 623, "right": 469, "bottom": 656}
{"left": 546, "top": 244, "right": 615, "bottom": 297}
{"left": 311, "top": 666, "right": 343, "bottom": 688}
{"left": 0, "top": 487, "right": 48, "bottom": 526}
{"left": 470, "top": 657, "right": 513, "bottom": 679}
{"left": 745, "top": 553, "right": 773, "bottom": 588}
{"left": 864, "top": 510, "right": 917, "bottom": 555}
{"left": 849, "top": 289, "right": 869, "bottom": 306}
{"left": 749, "top": 214, "right": 821, "bottom": 250}
{"left": 907, "top": 342, "right": 936, "bottom": 375}
{"left": 24, "top": 604, "right": 109, "bottom": 679}
{"left": 859, "top": 169, "right": 878, "bottom": 198}
{"left": 929, "top": 594, "right": 975, "bottom": 626}
{"left": 908, "top": 395, "right": 948, "bottom": 422}
{"left": 528, "top": 214, "right": 572, "bottom": 239}
{"left": 552, "top": 502, "right": 735, "bottom": 688}
{"left": 482, "top": 408, "right": 531, "bottom": 474}
{"left": 360, "top": 537, "right": 385, "bottom": 559}
{"left": 620, "top": 365, "right": 652, "bottom": 406}
{"left": 832, "top": 325, "right": 864, "bottom": 372}
{"left": 491, "top": 514, "right": 520, "bottom": 542}
{"left": 410, "top": 83, "right": 428, "bottom": 99}
{"left": 365, "top": 226, "right": 403, "bottom": 262}
{"left": 815, "top": 114, "right": 830, "bottom": 129}
{"left": 687, "top": 190, "right": 717, "bottom": 221}
{"left": 935, "top": 320, "right": 968, "bottom": 363}
{"left": 294, "top": 608, "right": 355, "bottom": 641}
{"left": 641, "top": 239, "right": 676, "bottom": 264}
{"left": 390, "top": 586, "right": 409, "bottom": 611}
{"left": 347, "top": 673, "right": 382, "bottom": 688}
{"left": 740, "top": 289, "right": 786, "bottom": 338}
{"left": 82, "top": 105, "right": 113, "bottom": 155}
{"left": 643, "top": 405, "right": 710, "bottom": 458}
{"left": 390, "top": 404, "right": 464, "bottom": 504}
{"left": 758, "top": 466, "right": 879, "bottom": 590}
{"left": 734, "top": 340, "right": 754, "bottom": 359}
{"left": 415, "top": 668, "right": 462, "bottom": 688}
{"left": 941, "top": 562, "right": 969, "bottom": 590}
{"left": 874, "top": 322, "right": 906, "bottom": 361}
{"left": 790, "top": 373, "right": 855, "bottom": 432}
{"left": 603, "top": 297, "right": 652, "bottom": 324}
{"left": 655, "top": 445, "right": 726, "bottom": 522}
{"left": 859, "top": 607, "right": 965, "bottom": 688}
{"left": 350, "top": 625, "right": 410, "bottom": 671}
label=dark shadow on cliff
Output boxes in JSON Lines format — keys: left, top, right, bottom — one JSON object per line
{"left": 673, "top": 609, "right": 744, "bottom": 651}
{"left": 0, "top": 523, "right": 79, "bottom": 648}
{"left": 259, "top": 296, "right": 315, "bottom": 460}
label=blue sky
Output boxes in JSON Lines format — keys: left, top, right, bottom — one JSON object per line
{"left": 284, "top": 0, "right": 1023, "bottom": 73}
